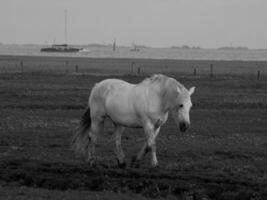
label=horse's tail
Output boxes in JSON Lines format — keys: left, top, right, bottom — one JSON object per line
{"left": 72, "top": 107, "right": 91, "bottom": 157}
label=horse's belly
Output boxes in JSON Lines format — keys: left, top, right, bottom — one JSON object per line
{"left": 108, "top": 112, "right": 142, "bottom": 127}
{"left": 105, "top": 98, "right": 142, "bottom": 127}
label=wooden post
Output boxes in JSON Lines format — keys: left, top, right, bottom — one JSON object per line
{"left": 257, "top": 70, "right": 260, "bottom": 80}
{"left": 137, "top": 67, "right": 141, "bottom": 75}
{"left": 75, "top": 65, "right": 78, "bottom": 73}
{"left": 193, "top": 68, "right": 197, "bottom": 76}
{"left": 210, "top": 64, "right": 213, "bottom": 77}
{"left": 131, "top": 62, "right": 135, "bottom": 74}
{"left": 165, "top": 65, "right": 168, "bottom": 73}
{"left": 20, "top": 61, "right": 24, "bottom": 73}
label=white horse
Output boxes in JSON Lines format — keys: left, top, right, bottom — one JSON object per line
{"left": 72, "top": 74, "right": 195, "bottom": 168}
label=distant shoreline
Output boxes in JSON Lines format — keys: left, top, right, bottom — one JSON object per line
{"left": 1, "top": 43, "right": 267, "bottom": 51}
{"left": 1, "top": 45, "right": 267, "bottom": 61}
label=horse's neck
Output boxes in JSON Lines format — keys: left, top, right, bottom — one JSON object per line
{"left": 160, "top": 79, "right": 178, "bottom": 112}
{"left": 142, "top": 81, "right": 169, "bottom": 114}
{"left": 137, "top": 76, "right": 178, "bottom": 113}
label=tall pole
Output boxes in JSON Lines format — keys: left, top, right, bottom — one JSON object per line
{"left": 113, "top": 38, "right": 116, "bottom": 51}
{"left": 64, "top": 9, "right": 68, "bottom": 44}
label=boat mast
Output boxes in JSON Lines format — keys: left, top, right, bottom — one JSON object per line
{"left": 113, "top": 38, "right": 116, "bottom": 51}
{"left": 64, "top": 9, "right": 68, "bottom": 44}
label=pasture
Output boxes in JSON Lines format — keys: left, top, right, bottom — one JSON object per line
{"left": 0, "top": 56, "right": 266, "bottom": 200}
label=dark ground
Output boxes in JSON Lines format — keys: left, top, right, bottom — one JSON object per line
{"left": 0, "top": 57, "right": 266, "bottom": 199}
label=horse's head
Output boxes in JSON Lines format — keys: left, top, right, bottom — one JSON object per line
{"left": 153, "top": 75, "right": 195, "bottom": 132}
{"left": 171, "top": 86, "right": 195, "bottom": 132}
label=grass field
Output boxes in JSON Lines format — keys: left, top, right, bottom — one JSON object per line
{"left": 0, "top": 56, "right": 267, "bottom": 200}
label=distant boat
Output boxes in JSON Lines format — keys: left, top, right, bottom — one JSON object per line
{"left": 41, "top": 10, "right": 82, "bottom": 53}
{"left": 130, "top": 43, "right": 140, "bottom": 52}
{"left": 41, "top": 44, "right": 82, "bottom": 52}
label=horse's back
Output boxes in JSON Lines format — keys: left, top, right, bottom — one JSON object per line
{"left": 93, "top": 79, "right": 134, "bottom": 98}
{"left": 89, "top": 78, "right": 143, "bottom": 126}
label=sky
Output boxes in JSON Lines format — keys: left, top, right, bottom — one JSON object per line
{"left": 0, "top": 0, "right": 267, "bottom": 48}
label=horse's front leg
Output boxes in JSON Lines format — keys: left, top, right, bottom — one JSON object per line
{"left": 114, "top": 125, "right": 126, "bottom": 168}
{"left": 150, "top": 137, "right": 158, "bottom": 167}
{"left": 148, "top": 126, "right": 160, "bottom": 167}
{"left": 133, "top": 123, "right": 160, "bottom": 167}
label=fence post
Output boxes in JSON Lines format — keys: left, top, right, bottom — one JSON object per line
{"left": 257, "top": 70, "right": 260, "bottom": 80}
{"left": 20, "top": 61, "right": 24, "bottom": 73}
{"left": 137, "top": 67, "right": 141, "bottom": 75}
{"left": 210, "top": 64, "right": 213, "bottom": 77}
{"left": 131, "top": 62, "right": 135, "bottom": 74}
{"left": 164, "top": 65, "right": 168, "bottom": 74}
{"left": 193, "top": 68, "right": 197, "bottom": 76}
{"left": 75, "top": 65, "right": 79, "bottom": 73}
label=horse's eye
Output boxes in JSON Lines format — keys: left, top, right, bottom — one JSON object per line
{"left": 179, "top": 104, "right": 183, "bottom": 108}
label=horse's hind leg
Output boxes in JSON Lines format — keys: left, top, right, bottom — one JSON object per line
{"left": 87, "top": 117, "right": 104, "bottom": 165}
{"left": 114, "top": 125, "right": 126, "bottom": 168}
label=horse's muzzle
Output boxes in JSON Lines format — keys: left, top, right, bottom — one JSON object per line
{"left": 179, "top": 122, "right": 188, "bottom": 132}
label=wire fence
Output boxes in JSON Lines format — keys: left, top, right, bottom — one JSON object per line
{"left": 0, "top": 56, "right": 266, "bottom": 80}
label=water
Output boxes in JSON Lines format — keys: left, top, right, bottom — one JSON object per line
{"left": 0, "top": 44, "right": 267, "bottom": 61}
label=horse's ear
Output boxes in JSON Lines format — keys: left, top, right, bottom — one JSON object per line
{"left": 189, "top": 87, "right": 195, "bottom": 95}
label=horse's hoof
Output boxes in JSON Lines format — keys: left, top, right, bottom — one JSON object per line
{"left": 132, "top": 163, "right": 140, "bottom": 168}
{"left": 87, "top": 158, "right": 97, "bottom": 167}
{"left": 131, "top": 156, "right": 136, "bottom": 163}
{"left": 151, "top": 162, "right": 159, "bottom": 169}
{"left": 118, "top": 162, "right": 127, "bottom": 169}
{"left": 89, "top": 161, "right": 97, "bottom": 167}
{"left": 117, "top": 159, "right": 127, "bottom": 169}
{"left": 151, "top": 164, "right": 159, "bottom": 170}
{"left": 131, "top": 156, "right": 140, "bottom": 168}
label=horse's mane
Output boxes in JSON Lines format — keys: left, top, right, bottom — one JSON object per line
{"left": 141, "top": 74, "right": 168, "bottom": 85}
{"left": 141, "top": 74, "right": 184, "bottom": 89}
{"left": 140, "top": 74, "right": 187, "bottom": 111}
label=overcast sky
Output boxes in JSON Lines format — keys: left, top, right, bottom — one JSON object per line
{"left": 1, "top": 0, "right": 266, "bottom": 48}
